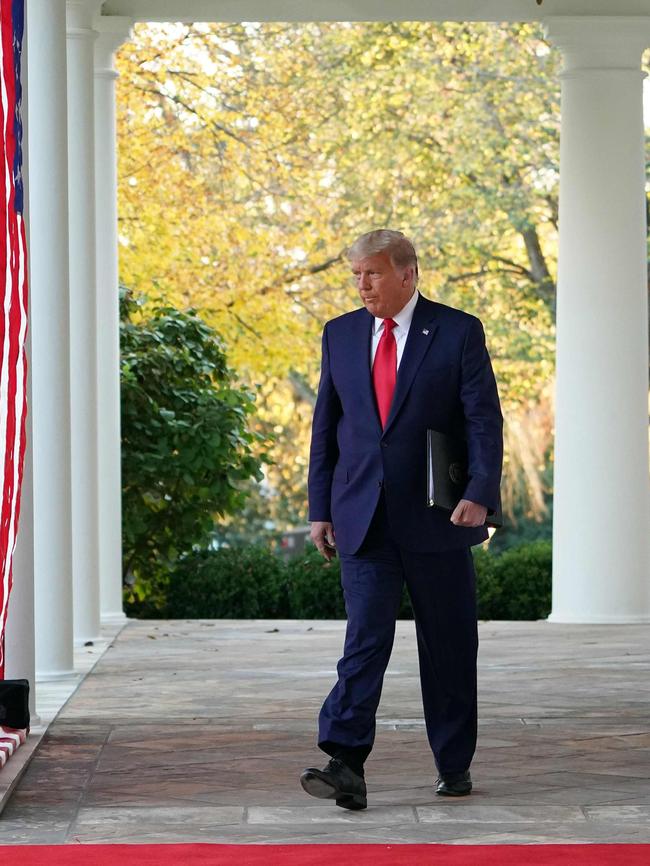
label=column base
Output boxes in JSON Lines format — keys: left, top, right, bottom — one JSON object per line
{"left": 73, "top": 635, "right": 102, "bottom": 648}
{"left": 100, "top": 611, "right": 127, "bottom": 624}
{"left": 35, "top": 669, "right": 76, "bottom": 682}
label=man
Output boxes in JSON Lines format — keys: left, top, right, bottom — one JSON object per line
{"left": 300, "top": 229, "right": 503, "bottom": 810}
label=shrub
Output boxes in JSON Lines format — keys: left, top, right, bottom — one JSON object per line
{"left": 120, "top": 285, "right": 270, "bottom": 615}
{"left": 472, "top": 545, "right": 501, "bottom": 620}
{"left": 281, "top": 547, "right": 345, "bottom": 618}
{"left": 166, "top": 546, "right": 286, "bottom": 619}
{"left": 475, "top": 539, "right": 552, "bottom": 620}
{"left": 158, "top": 539, "right": 552, "bottom": 621}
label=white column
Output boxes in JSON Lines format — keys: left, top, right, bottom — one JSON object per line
{"left": 67, "top": 0, "right": 103, "bottom": 644}
{"left": 544, "top": 17, "right": 650, "bottom": 623}
{"left": 23, "top": 0, "right": 74, "bottom": 678}
{"left": 94, "top": 17, "right": 132, "bottom": 624}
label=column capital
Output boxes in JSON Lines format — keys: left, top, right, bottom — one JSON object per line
{"left": 94, "top": 16, "right": 133, "bottom": 78}
{"left": 67, "top": 0, "right": 103, "bottom": 35}
{"left": 543, "top": 16, "right": 650, "bottom": 73}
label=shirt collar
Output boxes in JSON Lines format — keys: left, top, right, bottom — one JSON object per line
{"left": 373, "top": 289, "right": 419, "bottom": 335}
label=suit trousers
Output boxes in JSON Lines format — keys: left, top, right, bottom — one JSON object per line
{"left": 318, "top": 489, "right": 479, "bottom": 774}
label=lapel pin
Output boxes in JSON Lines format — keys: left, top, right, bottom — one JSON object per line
{"left": 422, "top": 329, "right": 429, "bottom": 335}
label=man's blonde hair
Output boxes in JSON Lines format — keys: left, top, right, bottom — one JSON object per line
{"left": 347, "top": 230, "right": 419, "bottom": 286}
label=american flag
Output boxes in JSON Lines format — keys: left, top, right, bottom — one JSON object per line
{"left": 0, "top": 0, "right": 27, "bottom": 681}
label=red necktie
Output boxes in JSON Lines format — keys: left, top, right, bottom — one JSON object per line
{"left": 372, "top": 318, "right": 397, "bottom": 428}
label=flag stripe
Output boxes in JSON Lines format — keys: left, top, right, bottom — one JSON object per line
{"left": 0, "top": 724, "right": 27, "bottom": 767}
{"left": 0, "top": 0, "right": 27, "bottom": 680}
{"left": 0, "top": 2, "right": 12, "bottom": 671}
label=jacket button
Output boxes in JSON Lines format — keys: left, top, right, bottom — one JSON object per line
{"left": 381, "top": 441, "right": 388, "bottom": 448}
{"left": 378, "top": 480, "right": 383, "bottom": 487}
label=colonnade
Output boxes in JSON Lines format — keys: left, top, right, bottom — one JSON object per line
{"left": 3, "top": 7, "right": 650, "bottom": 718}
{"left": 5, "top": 1, "right": 131, "bottom": 715}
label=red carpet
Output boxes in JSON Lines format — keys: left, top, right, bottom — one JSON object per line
{"left": 0, "top": 845, "right": 647, "bottom": 865}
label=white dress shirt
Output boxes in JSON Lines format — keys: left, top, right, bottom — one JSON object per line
{"left": 370, "top": 289, "right": 419, "bottom": 370}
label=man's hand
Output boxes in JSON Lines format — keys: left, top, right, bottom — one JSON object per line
{"left": 310, "top": 521, "right": 337, "bottom": 561}
{"left": 450, "top": 499, "right": 488, "bottom": 527}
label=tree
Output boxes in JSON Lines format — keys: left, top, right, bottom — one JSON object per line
{"left": 120, "top": 285, "right": 270, "bottom": 611}
{"left": 117, "top": 22, "right": 633, "bottom": 538}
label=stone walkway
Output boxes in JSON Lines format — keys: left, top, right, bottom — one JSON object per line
{"left": 0, "top": 619, "right": 649, "bottom": 845}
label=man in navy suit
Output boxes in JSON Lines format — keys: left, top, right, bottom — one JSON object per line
{"left": 300, "top": 230, "right": 503, "bottom": 810}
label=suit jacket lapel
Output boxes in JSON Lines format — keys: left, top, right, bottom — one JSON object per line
{"left": 383, "top": 295, "right": 439, "bottom": 435}
{"left": 351, "top": 310, "right": 383, "bottom": 434}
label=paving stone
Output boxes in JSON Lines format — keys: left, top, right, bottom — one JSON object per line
{"left": 72, "top": 805, "right": 244, "bottom": 827}
{"left": 585, "top": 805, "right": 650, "bottom": 823}
{"left": 480, "top": 787, "right": 649, "bottom": 807}
{"left": 0, "top": 816, "right": 70, "bottom": 844}
{"left": 247, "top": 805, "right": 417, "bottom": 825}
{"left": 417, "top": 804, "right": 587, "bottom": 823}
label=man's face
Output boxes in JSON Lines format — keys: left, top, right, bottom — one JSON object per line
{"left": 351, "top": 252, "right": 415, "bottom": 319}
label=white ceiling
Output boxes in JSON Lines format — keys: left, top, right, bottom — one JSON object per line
{"left": 100, "top": 0, "right": 650, "bottom": 24}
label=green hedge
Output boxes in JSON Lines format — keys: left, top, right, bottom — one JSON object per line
{"left": 156, "top": 539, "right": 551, "bottom": 621}
{"left": 473, "top": 540, "right": 552, "bottom": 620}
{"left": 167, "top": 546, "right": 287, "bottom": 619}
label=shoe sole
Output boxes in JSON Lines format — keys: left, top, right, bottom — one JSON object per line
{"left": 436, "top": 786, "right": 472, "bottom": 797}
{"left": 300, "top": 770, "right": 367, "bottom": 810}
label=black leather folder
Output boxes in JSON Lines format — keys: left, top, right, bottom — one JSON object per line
{"left": 426, "top": 429, "right": 503, "bottom": 529}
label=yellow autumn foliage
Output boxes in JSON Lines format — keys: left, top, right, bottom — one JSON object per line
{"left": 116, "top": 21, "right": 564, "bottom": 535}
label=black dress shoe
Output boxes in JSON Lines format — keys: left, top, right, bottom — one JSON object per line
{"left": 436, "top": 770, "right": 472, "bottom": 796}
{"left": 300, "top": 757, "right": 367, "bottom": 810}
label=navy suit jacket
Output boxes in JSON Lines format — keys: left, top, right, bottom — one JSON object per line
{"left": 307, "top": 293, "right": 504, "bottom": 554}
